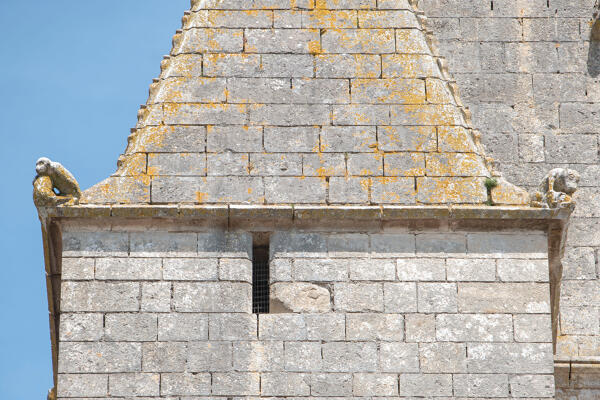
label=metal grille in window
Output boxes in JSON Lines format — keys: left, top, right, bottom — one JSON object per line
{"left": 252, "top": 245, "right": 270, "bottom": 314}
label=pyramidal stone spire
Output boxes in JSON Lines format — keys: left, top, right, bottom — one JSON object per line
{"left": 82, "top": 0, "right": 528, "bottom": 206}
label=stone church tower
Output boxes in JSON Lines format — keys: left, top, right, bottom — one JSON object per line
{"left": 36, "top": 1, "right": 598, "bottom": 399}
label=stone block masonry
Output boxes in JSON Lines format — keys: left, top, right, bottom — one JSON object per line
{"left": 57, "top": 227, "right": 554, "bottom": 399}
{"left": 418, "top": 0, "right": 600, "bottom": 378}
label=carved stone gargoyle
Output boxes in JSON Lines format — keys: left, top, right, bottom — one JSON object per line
{"left": 33, "top": 157, "right": 81, "bottom": 207}
{"left": 531, "top": 168, "right": 580, "bottom": 210}
{"left": 47, "top": 387, "right": 56, "bottom": 400}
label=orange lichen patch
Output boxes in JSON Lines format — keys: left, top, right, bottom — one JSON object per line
{"left": 491, "top": 178, "right": 530, "bottom": 206}
{"left": 359, "top": 177, "right": 371, "bottom": 193}
{"left": 437, "top": 126, "right": 478, "bottom": 153}
{"left": 129, "top": 125, "right": 182, "bottom": 153}
{"left": 195, "top": 191, "right": 208, "bottom": 203}
{"left": 115, "top": 154, "right": 147, "bottom": 177}
{"left": 82, "top": 177, "right": 150, "bottom": 204}
{"left": 315, "top": 0, "right": 370, "bottom": 9}
{"left": 136, "top": 104, "right": 163, "bottom": 128}
{"left": 308, "top": 39, "right": 322, "bottom": 55}
{"left": 417, "top": 177, "right": 487, "bottom": 204}
{"left": 378, "top": 126, "right": 437, "bottom": 152}
{"left": 384, "top": 153, "right": 426, "bottom": 176}
{"left": 157, "top": 77, "right": 225, "bottom": 104}
{"left": 352, "top": 79, "right": 426, "bottom": 104}
{"left": 426, "top": 78, "right": 455, "bottom": 105}
{"left": 372, "top": 176, "right": 417, "bottom": 204}
{"left": 163, "top": 54, "right": 203, "bottom": 79}
{"left": 146, "top": 166, "right": 159, "bottom": 177}
{"left": 426, "top": 153, "right": 489, "bottom": 177}
{"left": 201, "top": 10, "right": 274, "bottom": 27}
{"left": 162, "top": 103, "right": 247, "bottom": 125}
{"left": 203, "top": 53, "right": 263, "bottom": 77}
{"left": 327, "top": 29, "right": 395, "bottom": 53}
{"left": 392, "top": 104, "right": 465, "bottom": 127}
{"left": 303, "top": 10, "right": 357, "bottom": 29}
{"left": 315, "top": 54, "right": 380, "bottom": 78}
{"left": 395, "top": 29, "right": 431, "bottom": 54}
{"left": 381, "top": 54, "right": 439, "bottom": 78}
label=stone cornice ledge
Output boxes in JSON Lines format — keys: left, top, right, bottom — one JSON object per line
{"left": 39, "top": 204, "right": 573, "bottom": 222}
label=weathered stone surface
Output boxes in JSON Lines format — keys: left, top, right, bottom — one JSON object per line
{"left": 59, "top": 313, "right": 103, "bottom": 342}
{"left": 218, "top": 258, "right": 252, "bottom": 282}
{"left": 173, "top": 282, "right": 251, "bottom": 312}
{"left": 141, "top": 282, "right": 171, "bottom": 312}
{"left": 163, "top": 258, "right": 218, "bottom": 281}
{"left": 58, "top": 342, "right": 141, "bottom": 373}
{"left": 446, "top": 258, "right": 496, "bottom": 281}
{"left": 510, "top": 374, "right": 556, "bottom": 398}
{"left": 197, "top": 231, "right": 252, "bottom": 258}
{"left": 353, "top": 373, "right": 399, "bottom": 396}
{"left": 209, "top": 313, "right": 257, "bottom": 340}
{"left": 370, "top": 233, "right": 416, "bottom": 256}
{"left": 284, "top": 342, "right": 322, "bottom": 372}
{"left": 436, "top": 314, "right": 513, "bottom": 342}
{"left": 62, "top": 231, "right": 128, "bottom": 257}
{"left": 95, "top": 257, "right": 162, "bottom": 280}
{"left": 160, "top": 372, "right": 211, "bottom": 396}
{"left": 142, "top": 342, "right": 187, "bottom": 372}
{"left": 105, "top": 314, "right": 157, "bottom": 341}
{"left": 259, "top": 314, "right": 307, "bottom": 340}
{"left": 293, "top": 258, "right": 347, "bottom": 281}
{"left": 349, "top": 258, "right": 395, "bottom": 280}
{"left": 130, "top": 232, "right": 197, "bottom": 257}
{"left": 61, "top": 258, "right": 94, "bottom": 280}
{"left": 514, "top": 314, "right": 553, "bottom": 342}
{"left": 420, "top": 342, "right": 467, "bottom": 373}
{"left": 51, "top": 0, "right": 590, "bottom": 397}
{"left": 187, "top": 341, "right": 233, "bottom": 372}
{"left": 305, "top": 313, "right": 346, "bottom": 341}
{"left": 322, "top": 342, "right": 378, "bottom": 372}
{"left": 400, "top": 374, "right": 453, "bottom": 396}
{"left": 384, "top": 282, "right": 417, "bottom": 312}
{"left": 334, "top": 283, "right": 384, "bottom": 312}
{"left": 310, "top": 373, "right": 352, "bottom": 396}
{"left": 261, "top": 372, "right": 310, "bottom": 396}
{"left": 458, "top": 283, "right": 550, "bottom": 313}
{"left": 466, "top": 232, "right": 547, "bottom": 257}
{"left": 418, "top": 282, "right": 457, "bottom": 312}
{"left": 57, "top": 374, "right": 108, "bottom": 397}
{"left": 453, "top": 374, "right": 509, "bottom": 398}
{"left": 211, "top": 372, "right": 260, "bottom": 395}
{"left": 396, "top": 258, "right": 446, "bottom": 281}
{"left": 270, "top": 282, "right": 331, "bottom": 313}
{"left": 380, "top": 342, "right": 419, "bottom": 372}
{"left": 233, "top": 341, "right": 284, "bottom": 372}
{"left": 467, "top": 343, "right": 554, "bottom": 373}
{"left": 346, "top": 313, "right": 404, "bottom": 341}
{"left": 61, "top": 282, "right": 139, "bottom": 312}
{"left": 405, "top": 313, "right": 436, "bottom": 342}
{"left": 109, "top": 373, "right": 159, "bottom": 397}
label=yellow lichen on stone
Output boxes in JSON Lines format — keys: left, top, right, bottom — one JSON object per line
{"left": 491, "top": 178, "right": 531, "bottom": 206}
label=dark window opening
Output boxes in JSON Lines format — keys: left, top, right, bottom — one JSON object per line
{"left": 252, "top": 236, "right": 270, "bottom": 314}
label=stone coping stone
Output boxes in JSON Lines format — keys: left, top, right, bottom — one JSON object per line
{"left": 40, "top": 204, "right": 571, "bottom": 221}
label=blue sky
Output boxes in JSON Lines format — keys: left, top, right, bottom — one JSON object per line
{"left": 0, "top": 1, "right": 188, "bottom": 397}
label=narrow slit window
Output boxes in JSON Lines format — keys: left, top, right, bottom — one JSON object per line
{"left": 252, "top": 240, "right": 270, "bottom": 314}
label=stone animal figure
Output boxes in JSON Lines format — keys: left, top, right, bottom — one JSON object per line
{"left": 531, "top": 168, "right": 580, "bottom": 210}
{"left": 33, "top": 157, "right": 82, "bottom": 207}
{"left": 47, "top": 387, "right": 56, "bottom": 400}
